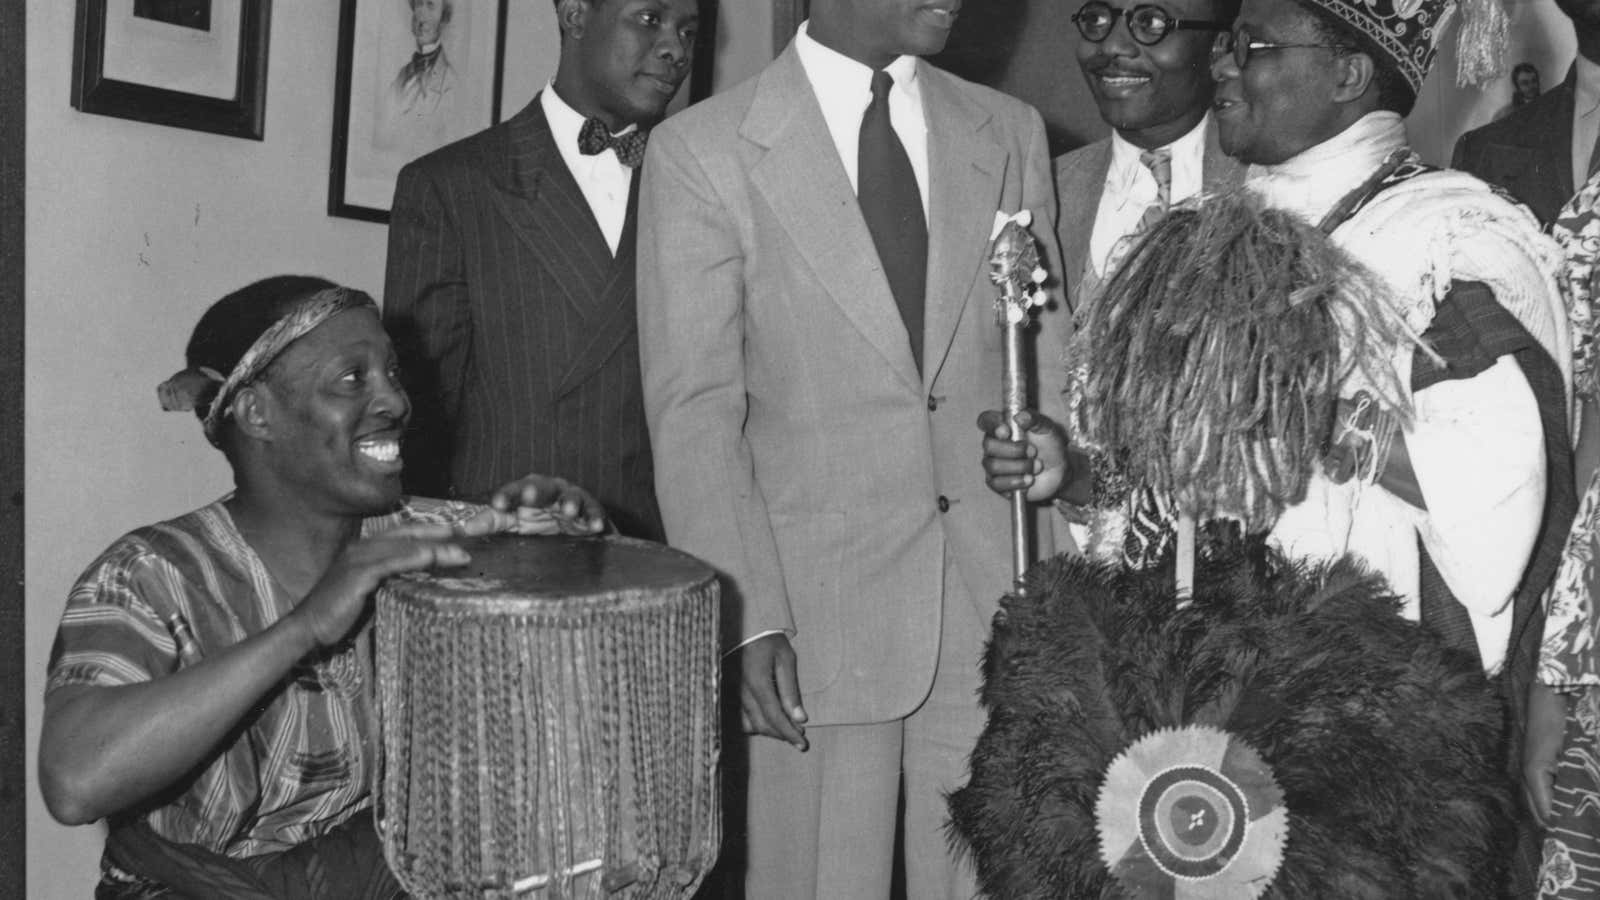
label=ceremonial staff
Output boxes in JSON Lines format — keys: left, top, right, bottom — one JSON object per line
{"left": 988, "top": 213, "right": 1049, "bottom": 590}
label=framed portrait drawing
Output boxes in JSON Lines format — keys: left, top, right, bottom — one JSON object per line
{"left": 330, "top": 0, "right": 508, "bottom": 222}
{"left": 72, "top": 0, "right": 272, "bottom": 140}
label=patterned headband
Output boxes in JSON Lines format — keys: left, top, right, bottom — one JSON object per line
{"left": 157, "top": 287, "right": 377, "bottom": 446}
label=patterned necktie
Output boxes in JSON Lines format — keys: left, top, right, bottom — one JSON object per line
{"left": 1123, "top": 147, "right": 1177, "bottom": 568}
{"left": 578, "top": 117, "right": 649, "bottom": 168}
{"left": 858, "top": 69, "right": 928, "bottom": 372}
{"left": 1137, "top": 147, "right": 1174, "bottom": 232}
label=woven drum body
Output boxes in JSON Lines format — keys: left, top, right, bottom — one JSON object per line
{"left": 375, "top": 534, "right": 720, "bottom": 899}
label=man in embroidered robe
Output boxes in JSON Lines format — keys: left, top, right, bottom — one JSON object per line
{"left": 986, "top": 0, "right": 1573, "bottom": 892}
{"left": 384, "top": 0, "right": 700, "bottom": 540}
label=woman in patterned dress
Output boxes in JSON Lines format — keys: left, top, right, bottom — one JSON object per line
{"left": 1535, "top": 182, "right": 1600, "bottom": 898}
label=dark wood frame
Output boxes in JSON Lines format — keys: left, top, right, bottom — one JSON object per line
{"left": 328, "top": 0, "right": 510, "bottom": 224}
{"left": 71, "top": 0, "right": 273, "bottom": 140}
{"left": 1, "top": 0, "right": 23, "bottom": 885}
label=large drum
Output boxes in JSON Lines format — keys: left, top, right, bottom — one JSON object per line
{"left": 374, "top": 534, "right": 721, "bottom": 899}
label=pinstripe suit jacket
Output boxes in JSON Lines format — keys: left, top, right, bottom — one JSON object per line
{"left": 384, "top": 97, "right": 662, "bottom": 539}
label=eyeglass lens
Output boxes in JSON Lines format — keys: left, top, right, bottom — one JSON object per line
{"left": 1073, "top": 2, "right": 1179, "bottom": 45}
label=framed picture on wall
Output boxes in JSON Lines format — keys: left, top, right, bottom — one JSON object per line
{"left": 330, "top": 0, "right": 509, "bottom": 222}
{"left": 71, "top": 0, "right": 272, "bottom": 140}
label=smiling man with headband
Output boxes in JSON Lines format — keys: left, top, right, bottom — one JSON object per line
{"left": 40, "top": 276, "right": 604, "bottom": 899}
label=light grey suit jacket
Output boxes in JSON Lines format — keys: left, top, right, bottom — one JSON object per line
{"left": 1054, "top": 120, "right": 1245, "bottom": 311}
{"left": 638, "top": 44, "right": 1069, "bottom": 727}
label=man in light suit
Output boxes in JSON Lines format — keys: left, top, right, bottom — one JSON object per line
{"left": 1452, "top": 0, "right": 1600, "bottom": 224}
{"left": 385, "top": 0, "right": 700, "bottom": 541}
{"left": 636, "top": 1, "right": 1067, "bottom": 896}
{"left": 1055, "top": 0, "right": 1243, "bottom": 309}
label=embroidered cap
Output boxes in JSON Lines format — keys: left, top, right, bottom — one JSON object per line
{"left": 1291, "top": 0, "right": 1506, "bottom": 99}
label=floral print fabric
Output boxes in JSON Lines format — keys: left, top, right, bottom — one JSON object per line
{"left": 1538, "top": 176, "right": 1600, "bottom": 898}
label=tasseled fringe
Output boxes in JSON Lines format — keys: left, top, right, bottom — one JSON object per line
{"left": 1453, "top": 0, "right": 1509, "bottom": 87}
{"left": 1070, "top": 189, "right": 1420, "bottom": 533}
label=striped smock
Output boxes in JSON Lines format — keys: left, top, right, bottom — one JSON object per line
{"left": 45, "top": 496, "right": 477, "bottom": 858}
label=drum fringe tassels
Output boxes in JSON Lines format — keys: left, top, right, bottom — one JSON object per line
{"left": 1069, "top": 190, "right": 1424, "bottom": 532}
{"left": 947, "top": 537, "right": 1511, "bottom": 899}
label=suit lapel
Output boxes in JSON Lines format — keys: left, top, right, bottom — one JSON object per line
{"left": 1056, "top": 140, "right": 1112, "bottom": 309}
{"left": 488, "top": 98, "right": 616, "bottom": 324}
{"left": 745, "top": 47, "right": 923, "bottom": 393}
{"left": 1542, "top": 68, "right": 1577, "bottom": 203}
{"left": 920, "top": 64, "right": 1006, "bottom": 385}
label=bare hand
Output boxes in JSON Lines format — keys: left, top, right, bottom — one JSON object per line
{"left": 488, "top": 474, "right": 608, "bottom": 535}
{"left": 1523, "top": 681, "right": 1568, "bottom": 828}
{"left": 290, "top": 523, "right": 474, "bottom": 650}
{"left": 977, "top": 409, "right": 1068, "bottom": 502}
{"left": 739, "top": 633, "right": 808, "bottom": 750}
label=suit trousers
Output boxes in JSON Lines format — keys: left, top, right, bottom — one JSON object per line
{"left": 744, "top": 546, "right": 988, "bottom": 900}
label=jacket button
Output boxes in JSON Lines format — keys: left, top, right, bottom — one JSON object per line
{"left": 927, "top": 396, "right": 939, "bottom": 411}
{"left": 937, "top": 495, "right": 951, "bottom": 513}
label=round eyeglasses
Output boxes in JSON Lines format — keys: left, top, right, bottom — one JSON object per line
{"left": 1071, "top": 1, "right": 1229, "bottom": 46}
{"left": 1214, "top": 26, "right": 1340, "bottom": 68}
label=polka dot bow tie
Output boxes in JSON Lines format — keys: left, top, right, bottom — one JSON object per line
{"left": 577, "top": 117, "right": 648, "bottom": 168}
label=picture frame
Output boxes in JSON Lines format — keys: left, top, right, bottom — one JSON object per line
{"left": 72, "top": 0, "right": 272, "bottom": 141}
{"left": 330, "top": 0, "right": 509, "bottom": 223}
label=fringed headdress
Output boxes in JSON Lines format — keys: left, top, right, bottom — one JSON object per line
{"left": 157, "top": 286, "right": 377, "bottom": 446}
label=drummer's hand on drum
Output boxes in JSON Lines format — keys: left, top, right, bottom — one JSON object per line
{"left": 978, "top": 409, "right": 1071, "bottom": 502}
{"left": 290, "top": 524, "right": 475, "bottom": 650}
{"left": 739, "top": 634, "right": 808, "bottom": 751}
{"left": 488, "top": 474, "right": 608, "bottom": 535}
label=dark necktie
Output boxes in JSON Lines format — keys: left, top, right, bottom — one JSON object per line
{"left": 858, "top": 69, "right": 928, "bottom": 372}
{"left": 411, "top": 47, "right": 440, "bottom": 71}
{"left": 578, "top": 117, "right": 649, "bottom": 169}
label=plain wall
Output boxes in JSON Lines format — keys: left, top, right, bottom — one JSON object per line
{"left": 23, "top": 2, "right": 770, "bottom": 897}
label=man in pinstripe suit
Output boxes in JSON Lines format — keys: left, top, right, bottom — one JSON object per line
{"left": 384, "top": 0, "right": 700, "bottom": 539}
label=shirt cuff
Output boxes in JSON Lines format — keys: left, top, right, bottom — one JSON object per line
{"left": 724, "top": 628, "right": 794, "bottom": 659}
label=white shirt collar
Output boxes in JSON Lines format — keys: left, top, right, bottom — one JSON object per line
{"left": 1107, "top": 114, "right": 1211, "bottom": 196}
{"left": 540, "top": 81, "right": 638, "bottom": 154}
{"left": 791, "top": 21, "right": 931, "bottom": 213}
{"left": 538, "top": 83, "right": 635, "bottom": 255}
{"left": 1247, "top": 111, "right": 1407, "bottom": 223}
{"left": 794, "top": 21, "right": 920, "bottom": 110}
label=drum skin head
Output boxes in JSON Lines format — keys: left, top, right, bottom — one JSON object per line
{"left": 387, "top": 534, "right": 717, "bottom": 614}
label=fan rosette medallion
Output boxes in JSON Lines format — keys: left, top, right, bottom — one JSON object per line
{"left": 1096, "top": 725, "right": 1287, "bottom": 899}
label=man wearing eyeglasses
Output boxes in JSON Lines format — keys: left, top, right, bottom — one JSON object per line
{"left": 1027, "top": 0, "right": 1245, "bottom": 563}
{"left": 987, "top": 0, "right": 1572, "bottom": 891}
{"left": 1057, "top": 0, "right": 1243, "bottom": 310}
